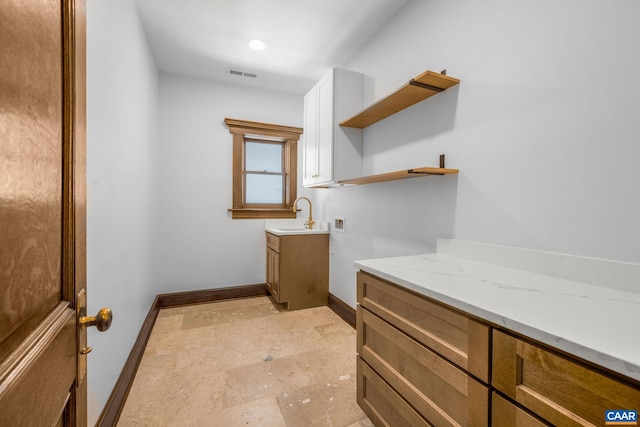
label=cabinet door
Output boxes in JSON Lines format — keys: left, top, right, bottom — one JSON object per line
{"left": 315, "top": 71, "right": 334, "bottom": 185}
{"left": 493, "top": 330, "right": 640, "bottom": 426}
{"left": 266, "top": 247, "right": 280, "bottom": 301}
{"left": 302, "top": 85, "right": 318, "bottom": 186}
{"left": 302, "top": 68, "right": 362, "bottom": 187}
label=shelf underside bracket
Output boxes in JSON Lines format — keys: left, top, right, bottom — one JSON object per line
{"left": 407, "top": 154, "right": 447, "bottom": 175}
{"left": 409, "top": 79, "right": 446, "bottom": 92}
{"left": 408, "top": 170, "right": 445, "bottom": 176}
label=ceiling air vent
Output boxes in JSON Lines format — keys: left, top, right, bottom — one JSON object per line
{"left": 227, "top": 68, "right": 258, "bottom": 78}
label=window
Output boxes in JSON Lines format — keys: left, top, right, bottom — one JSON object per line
{"left": 245, "top": 139, "right": 283, "bottom": 204}
{"left": 224, "top": 118, "right": 302, "bottom": 219}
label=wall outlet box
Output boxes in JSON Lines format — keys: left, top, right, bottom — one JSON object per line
{"left": 334, "top": 217, "right": 345, "bottom": 233}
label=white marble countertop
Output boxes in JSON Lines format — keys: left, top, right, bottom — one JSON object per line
{"left": 354, "top": 241, "right": 640, "bottom": 382}
{"left": 264, "top": 219, "right": 330, "bottom": 236}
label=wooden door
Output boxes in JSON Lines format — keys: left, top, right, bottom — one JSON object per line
{"left": 0, "top": 0, "right": 89, "bottom": 425}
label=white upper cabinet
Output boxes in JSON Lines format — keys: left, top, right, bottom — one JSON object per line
{"left": 302, "top": 68, "right": 363, "bottom": 187}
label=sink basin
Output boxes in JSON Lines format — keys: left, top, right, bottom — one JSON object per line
{"left": 266, "top": 227, "right": 329, "bottom": 235}
{"left": 265, "top": 221, "right": 330, "bottom": 236}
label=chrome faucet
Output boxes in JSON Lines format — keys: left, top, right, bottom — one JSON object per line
{"left": 292, "top": 197, "right": 315, "bottom": 229}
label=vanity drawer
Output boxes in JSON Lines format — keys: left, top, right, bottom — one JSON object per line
{"left": 265, "top": 232, "right": 280, "bottom": 252}
{"left": 492, "top": 330, "right": 640, "bottom": 426}
{"left": 492, "top": 393, "right": 550, "bottom": 427}
{"left": 358, "top": 306, "right": 489, "bottom": 426}
{"left": 357, "top": 357, "right": 431, "bottom": 427}
{"left": 357, "top": 271, "right": 490, "bottom": 382}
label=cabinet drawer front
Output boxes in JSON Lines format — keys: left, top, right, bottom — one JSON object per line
{"left": 492, "top": 393, "right": 550, "bottom": 427}
{"left": 266, "top": 232, "right": 280, "bottom": 252}
{"left": 358, "top": 307, "right": 489, "bottom": 426}
{"left": 493, "top": 330, "right": 640, "bottom": 427}
{"left": 357, "top": 357, "right": 431, "bottom": 427}
{"left": 357, "top": 271, "right": 490, "bottom": 382}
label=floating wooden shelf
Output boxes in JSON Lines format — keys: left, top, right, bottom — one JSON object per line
{"left": 337, "top": 166, "right": 458, "bottom": 186}
{"left": 339, "top": 70, "right": 460, "bottom": 129}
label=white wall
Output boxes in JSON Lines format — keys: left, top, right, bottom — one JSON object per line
{"left": 86, "top": 0, "right": 159, "bottom": 424}
{"left": 314, "top": 0, "right": 640, "bottom": 306}
{"left": 154, "top": 73, "right": 303, "bottom": 292}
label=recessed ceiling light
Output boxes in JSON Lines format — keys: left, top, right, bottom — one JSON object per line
{"left": 249, "top": 39, "right": 266, "bottom": 50}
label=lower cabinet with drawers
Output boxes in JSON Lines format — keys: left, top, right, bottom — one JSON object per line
{"left": 356, "top": 271, "right": 640, "bottom": 427}
{"left": 357, "top": 271, "right": 490, "bottom": 426}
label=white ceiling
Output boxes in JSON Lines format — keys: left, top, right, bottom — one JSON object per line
{"left": 134, "top": 0, "right": 411, "bottom": 95}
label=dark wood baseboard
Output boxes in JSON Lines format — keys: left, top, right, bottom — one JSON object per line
{"left": 96, "top": 295, "right": 160, "bottom": 427}
{"left": 96, "top": 283, "right": 268, "bottom": 427}
{"left": 156, "top": 283, "right": 269, "bottom": 308}
{"left": 327, "top": 293, "right": 356, "bottom": 329}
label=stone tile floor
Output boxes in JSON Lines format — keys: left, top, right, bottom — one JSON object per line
{"left": 118, "top": 296, "right": 372, "bottom": 426}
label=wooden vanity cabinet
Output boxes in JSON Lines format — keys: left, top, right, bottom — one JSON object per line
{"left": 265, "top": 232, "right": 329, "bottom": 310}
{"left": 357, "top": 271, "right": 490, "bottom": 426}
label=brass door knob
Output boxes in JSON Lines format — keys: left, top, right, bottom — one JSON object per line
{"left": 79, "top": 308, "right": 113, "bottom": 331}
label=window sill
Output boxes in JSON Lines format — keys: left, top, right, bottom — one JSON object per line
{"left": 228, "top": 208, "right": 297, "bottom": 219}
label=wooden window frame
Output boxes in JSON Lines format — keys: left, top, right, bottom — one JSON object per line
{"left": 224, "top": 118, "right": 302, "bottom": 219}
